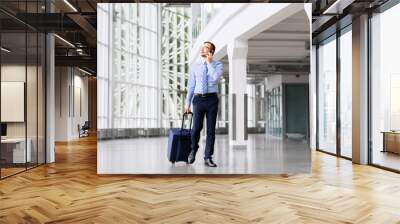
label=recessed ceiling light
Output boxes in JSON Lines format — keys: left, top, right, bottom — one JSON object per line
{"left": 1, "top": 47, "right": 11, "bottom": 53}
{"left": 63, "top": 0, "right": 78, "bottom": 12}
{"left": 78, "top": 67, "right": 92, "bottom": 76}
{"left": 54, "top": 34, "right": 75, "bottom": 48}
{"left": 322, "top": 0, "right": 354, "bottom": 15}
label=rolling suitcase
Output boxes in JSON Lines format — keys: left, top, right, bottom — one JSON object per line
{"left": 167, "top": 112, "right": 193, "bottom": 164}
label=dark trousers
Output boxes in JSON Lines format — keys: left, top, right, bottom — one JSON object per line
{"left": 191, "top": 94, "right": 219, "bottom": 159}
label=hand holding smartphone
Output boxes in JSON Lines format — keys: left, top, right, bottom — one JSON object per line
{"left": 206, "top": 51, "right": 213, "bottom": 63}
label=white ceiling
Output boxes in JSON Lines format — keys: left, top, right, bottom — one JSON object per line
{"left": 221, "top": 9, "right": 310, "bottom": 80}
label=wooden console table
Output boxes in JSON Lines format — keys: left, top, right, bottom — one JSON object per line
{"left": 381, "top": 131, "right": 400, "bottom": 154}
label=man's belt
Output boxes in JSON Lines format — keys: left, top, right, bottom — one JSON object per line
{"left": 194, "top": 92, "right": 217, "bottom": 98}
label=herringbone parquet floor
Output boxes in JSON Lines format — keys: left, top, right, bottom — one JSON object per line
{"left": 1, "top": 134, "right": 400, "bottom": 223}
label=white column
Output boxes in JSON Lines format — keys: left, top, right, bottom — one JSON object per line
{"left": 352, "top": 14, "right": 369, "bottom": 164}
{"left": 227, "top": 39, "right": 248, "bottom": 147}
{"left": 46, "top": 32, "right": 55, "bottom": 163}
{"left": 310, "top": 45, "right": 317, "bottom": 150}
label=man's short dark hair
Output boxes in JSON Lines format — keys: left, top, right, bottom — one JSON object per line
{"left": 204, "top": 41, "right": 216, "bottom": 54}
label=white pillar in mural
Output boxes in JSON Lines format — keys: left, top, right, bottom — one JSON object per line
{"left": 227, "top": 39, "right": 248, "bottom": 147}
{"left": 221, "top": 79, "right": 227, "bottom": 128}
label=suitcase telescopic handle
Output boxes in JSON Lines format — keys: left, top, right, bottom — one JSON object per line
{"left": 181, "top": 112, "right": 193, "bottom": 131}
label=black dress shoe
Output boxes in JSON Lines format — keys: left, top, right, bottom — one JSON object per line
{"left": 204, "top": 158, "right": 217, "bottom": 167}
{"left": 188, "top": 150, "right": 197, "bottom": 164}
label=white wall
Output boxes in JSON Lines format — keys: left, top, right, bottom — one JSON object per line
{"left": 282, "top": 74, "right": 309, "bottom": 83}
{"left": 55, "top": 67, "right": 69, "bottom": 141}
{"left": 72, "top": 73, "right": 89, "bottom": 138}
{"left": 55, "top": 67, "right": 89, "bottom": 141}
{"left": 265, "top": 75, "right": 282, "bottom": 91}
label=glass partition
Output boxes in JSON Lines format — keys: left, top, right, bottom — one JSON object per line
{"left": 1, "top": 31, "right": 28, "bottom": 177}
{"left": 266, "top": 86, "right": 282, "bottom": 137}
{"left": 0, "top": 1, "right": 46, "bottom": 179}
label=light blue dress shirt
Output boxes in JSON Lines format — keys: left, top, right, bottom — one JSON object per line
{"left": 185, "top": 59, "right": 223, "bottom": 107}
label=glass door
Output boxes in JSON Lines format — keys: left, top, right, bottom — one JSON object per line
{"left": 317, "top": 35, "right": 337, "bottom": 154}
{"left": 370, "top": 3, "right": 400, "bottom": 171}
{"left": 339, "top": 26, "right": 352, "bottom": 158}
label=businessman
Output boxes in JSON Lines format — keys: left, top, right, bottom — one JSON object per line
{"left": 184, "top": 41, "right": 223, "bottom": 167}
